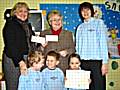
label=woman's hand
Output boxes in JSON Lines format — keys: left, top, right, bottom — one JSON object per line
{"left": 19, "top": 60, "right": 27, "bottom": 75}
{"left": 59, "top": 50, "right": 68, "bottom": 57}
{"left": 101, "top": 63, "right": 108, "bottom": 76}
{"left": 42, "top": 41, "right": 48, "bottom": 47}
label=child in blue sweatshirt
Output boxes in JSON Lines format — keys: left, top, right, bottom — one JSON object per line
{"left": 18, "top": 51, "right": 45, "bottom": 90}
{"left": 42, "top": 51, "right": 66, "bottom": 90}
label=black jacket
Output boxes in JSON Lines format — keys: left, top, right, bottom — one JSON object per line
{"left": 3, "top": 16, "right": 34, "bottom": 67}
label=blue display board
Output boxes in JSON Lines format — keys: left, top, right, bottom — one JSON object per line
{"left": 40, "top": 4, "right": 120, "bottom": 37}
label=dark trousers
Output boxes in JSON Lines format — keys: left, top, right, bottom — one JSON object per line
{"left": 2, "top": 53, "right": 20, "bottom": 90}
{"left": 81, "top": 60, "right": 106, "bottom": 90}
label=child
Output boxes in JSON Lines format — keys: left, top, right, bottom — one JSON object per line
{"left": 42, "top": 51, "right": 66, "bottom": 90}
{"left": 65, "top": 53, "right": 91, "bottom": 90}
{"left": 18, "top": 51, "right": 45, "bottom": 90}
{"left": 68, "top": 53, "right": 81, "bottom": 70}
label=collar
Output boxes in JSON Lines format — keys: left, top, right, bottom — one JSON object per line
{"left": 12, "top": 16, "right": 28, "bottom": 23}
{"left": 69, "top": 67, "right": 81, "bottom": 70}
{"left": 51, "top": 27, "right": 62, "bottom": 35}
{"left": 48, "top": 67, "right": 56, "bottom": 70}
{"left": 84, "top": 17, "right": 94, "bottom": 23}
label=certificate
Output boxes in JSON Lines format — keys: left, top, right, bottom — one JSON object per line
{"left": 31, "top": 35, "right": 45, "bottom": 45}
{"left": 65, "top": 70, "right": 91, "bottom": 89}
{"left": 45, "top": 35, "right": 58, "bottom": 42}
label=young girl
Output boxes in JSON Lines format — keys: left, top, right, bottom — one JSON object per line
{"left": 18, "top": 51, "right": 45, "bottom": 90}
{"left": 68, "top": 53, "right": 81, "bottom": 70}
{"left": 66, "top": 53, "right": 90, "bottom": 90}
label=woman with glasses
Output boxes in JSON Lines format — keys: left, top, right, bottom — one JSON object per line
{"left": 40, "top": 10, "right": 75, "bottom": 74}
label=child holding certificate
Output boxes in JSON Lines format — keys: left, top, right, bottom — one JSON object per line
{"left": 65, "top": 53, "right": 91, "bottom": 90}
{"left": 42, "top": 51, "right": 66, "bottom": 90}
{"left": 68, "top": 53, "right": 82, "bottom": 70}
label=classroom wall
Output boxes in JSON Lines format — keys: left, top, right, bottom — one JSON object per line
{"left": 107, "top": 59, "right": 120, "bottom": 90}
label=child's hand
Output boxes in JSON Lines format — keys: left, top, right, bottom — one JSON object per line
{"left": 19, "top": 60, "right": 27, "bottom": 75}
{"left": 101, "top": 64, "right": 108, "bottom": 76}
{"left": 64, "top": 77, "right": 68, "bottom": 85}
{"left": 88, "top": 79, "right": 91, "bottom": 84}
{"left": 64, "top": 77, "right": 67, "bottom": 81}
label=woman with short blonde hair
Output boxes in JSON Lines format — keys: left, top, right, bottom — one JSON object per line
{"left": 11, "top": 2, "right": 29, "bottom": 16}
{"left": 2, "top": 2, "right": 35, "bottom": 90}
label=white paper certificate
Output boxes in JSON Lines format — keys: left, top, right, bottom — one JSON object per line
{"left": 31, "top": 35, "right": 45, "bottom": 45}
{"left": 45, "top": 35, "right": 58, "bottom": 42}
{"left": 65, "top": 70, "right": 91, "bottom": 89}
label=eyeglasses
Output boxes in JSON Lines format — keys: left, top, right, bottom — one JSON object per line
{"left": 50, "top": 18, "right": 62, "bottom": 22}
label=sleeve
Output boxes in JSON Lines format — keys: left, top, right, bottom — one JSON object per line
{"left": 18, "top": 75, "right": 27, "bottom": 90}
{"left": 60, "top": 70, "right": 67, "bottom": 90}
{"left": 75, "top": 25, "right": 83, "bottom": 54}
{"left": 41, "top": 72, "right": 46, "bottom": 90}
{"left": 42, "top": 70, "right": 48, "bottom": 90}
{"left": 3, "top": 21, "right": 25, "bottom": 66}
{"left": 65, "top": 31, "right": 75, "bottom": 55}
{"left": 60, "top": 70, "right": 64, "bottom": 83}
{"left": 29, "top": 23, "right": 37, "bottom": 51}
{"left": 98, "top": 19, "right": 108, "bottom": 64}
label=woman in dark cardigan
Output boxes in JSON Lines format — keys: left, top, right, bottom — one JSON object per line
{"left": 2, "top": 2, "right": 35, "bottom": 90}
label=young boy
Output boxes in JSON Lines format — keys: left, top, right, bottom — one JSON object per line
{"left": 42, "top": 51, "right": 66, "bottom": 90}
{"left": 18, "top": 51, "right": 45, "bottom": 90}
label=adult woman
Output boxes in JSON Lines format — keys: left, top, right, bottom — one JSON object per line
{"left": 76, "top": 2, "right": 108, "bottom": 90}
{"left": 40, "top": 10, "right": 75, "bottom": 73}
{"left": 2, "top": 2, "right": 35, "bottom": 90}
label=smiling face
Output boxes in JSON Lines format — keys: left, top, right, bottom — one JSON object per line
{"left": 49, "top": 14, "right": 62, "bottom": 31}
{"left": 15, "top": 7, "right": 28, "bottom": 21}
{"left": 46, "top": 55, "right": 59, "bottom": 69}
{"left": 81, "top": 8, "right": 91, "bottom": 21}
{"left": 69, "top": 57, "right": 81, "bottom": 70}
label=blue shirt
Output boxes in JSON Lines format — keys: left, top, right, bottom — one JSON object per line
{"left": 18, "top": 68, "right": 44, "bottom": 90}
{"left": 42, "top": 67, "right": 66, "bottom": 90}
{"left": 76, "top": 17, "right": 108, "bottom": 64}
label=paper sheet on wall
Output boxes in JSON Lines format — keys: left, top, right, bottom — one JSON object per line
{"left": 65, "top": 70, "right": 91, "bottom": 89}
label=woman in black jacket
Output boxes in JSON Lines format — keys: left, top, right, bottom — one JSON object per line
{"left": 2, "top": 2, "right": 35, "bottom": 90}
